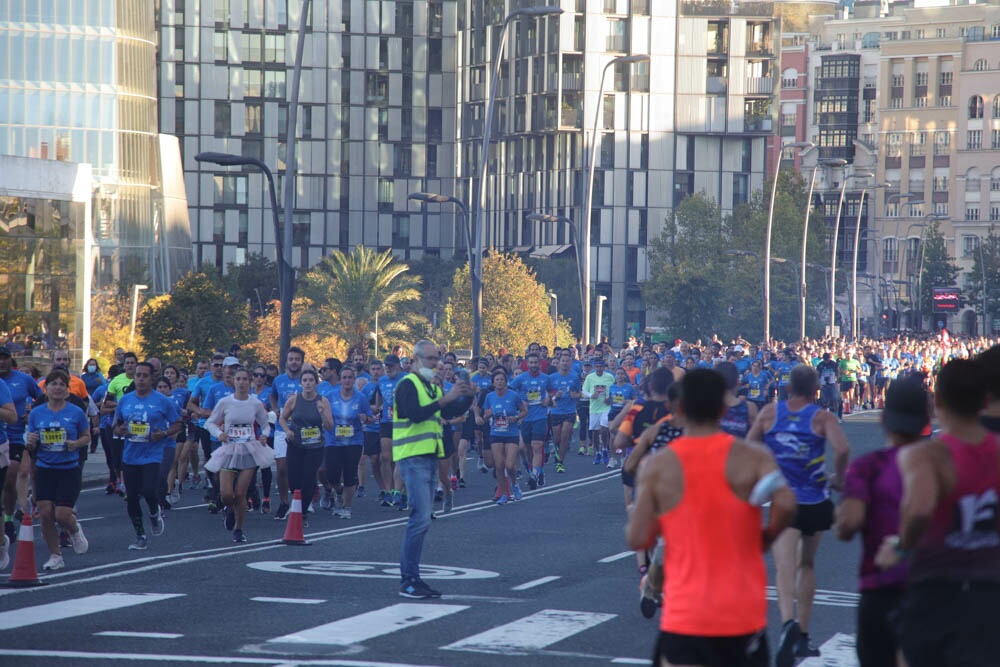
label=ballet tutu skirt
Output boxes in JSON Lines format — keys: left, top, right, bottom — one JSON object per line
{"left": 205, "top": 436, "right": 275, "bottom": 472}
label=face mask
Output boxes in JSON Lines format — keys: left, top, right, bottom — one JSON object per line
{"left": 87, "top": 365, "right": 97, "bottom": 373}
{"left": 418, "top": 366, "right": 436, "bottom": 382}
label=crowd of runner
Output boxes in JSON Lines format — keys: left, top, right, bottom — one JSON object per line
{"left": 0, "top": 329, "right": 998, "bottom": 665}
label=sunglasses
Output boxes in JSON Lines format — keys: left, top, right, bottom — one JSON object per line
{"left": 212, "top": 363, "right": 223, "bottom": 367}
{"left": 252, "top": 372, "right": 265, "bottom": 378}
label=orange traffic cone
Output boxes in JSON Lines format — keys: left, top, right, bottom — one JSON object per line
{"left": 842, "top": 397, "right": 852, "bottom": 415}
{"left": 282, "top": 490, "right": 309, "bottom": 545}
{"left": 2, "top": 513, "right": 46, "bottom": 587}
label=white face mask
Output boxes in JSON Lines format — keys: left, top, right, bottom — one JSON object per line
{"left": 87, "top": 365, "right": 97, "bottom": 373}
{"left": 418, "top": 366, "right": 436, "bottom": 382}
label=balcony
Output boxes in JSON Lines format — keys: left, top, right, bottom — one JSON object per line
{"left": 707, "top": 76, "right": 728, "bottom": 94}
{"left": 560, "top": 107, "right": 582, "bottom": 128}
{"left": 746, "top": 40, "right": 774, "bottom": 57}
{"left": 680, "top": 0, "right": 774, "bottom": 17}
{"left": 743, "top": 116, "right": 772, "bottom": 132}
{"left": 551, "top": 71, "right": 583, "bottom": 90}
{"left": 745, "top": 76, "right": 773, "bottom": 95}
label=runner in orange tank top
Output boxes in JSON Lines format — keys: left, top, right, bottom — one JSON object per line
{"left": 626, "top": 369, "right": 797, "bottom": 667}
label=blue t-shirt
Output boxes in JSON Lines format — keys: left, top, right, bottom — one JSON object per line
{"left": 376, "top": 374, "right": 402, "bottom": 423}
{"left": 509, "top": 371, "right": 550, "bottom": 423}
{"left": 270, "top": 374, "right": 302, "bottom": 433}
{"left": 114, "top": 391, "right": 181, "bottom": 465}
{"left": 321, "top": 386, "right": 372, "bottom": 446}
{"left": 93, "top": 383, "right": 114, "bottom": 429}
{"left": 251, "top": 387, "right": 272, "bottom": 411}
{"left": 547, "top": 371, "right": 581, "bottom": 415}
{"left": 190, "top": 375, "right": 219, "bottom": 427}
{"left": 744, "top": 370, "right": 772, "bottom": 403}
{"left": 608, "top": 382, "right": 637, "bottom": 414}
{"left": 359, "top": 381, "right": 381, "bottom": 433}
{"left": 203, "top": 382, "right": 235, "bottom": 441}
{"left": 165, "top": 388, "right": 192, "bottom": 449}
{"left": 763, "top": 402, "right": 828, "bottom": 504}
{"left": 773, "top": 361, "right": 797, "bottom": 388}
{"left": 27, "top": 402, "right": 89, "bottom": 469}
{"left": 1, "top": 370, "right": 42, "bottom": 445}
{"left": 483, "top": 390, "right": 523, "bottom": 438}
{"left": 0, "top": 378, "right": 12, "bottom": 443}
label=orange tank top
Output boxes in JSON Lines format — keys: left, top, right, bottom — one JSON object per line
{"left": 658, "top": 433, "right": 767, "bottom": 636}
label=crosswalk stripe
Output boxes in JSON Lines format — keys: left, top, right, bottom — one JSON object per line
{"left": 0, "top": 593, "right": 184, "bottom": 630}
{"left": 799, "top": 633, "right": 859, "bottom": 667}
{"left": 250, "top": 596, "right": 326, "bottom": 605}
{"left": 95, "top": 631, "right": 183, "bottom": 639}
{"left": 267, "top": 603, "right": 469, "bottom": 646}
{"left": 441, "top": 609, "right": 616, "bottom": 654}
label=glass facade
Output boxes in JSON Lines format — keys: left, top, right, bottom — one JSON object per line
{"left": 0, "top": 0, "right": 192, "bottom": 293}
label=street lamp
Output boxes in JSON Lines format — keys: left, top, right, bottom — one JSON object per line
{"left": 764, "top": 141, "right": 813, "bottom": 344}
{"left": 548, "top": 292, "right": 558, "bottom": 348}
{"left": 526, "top": 212, "right": 584, "bottom": 329}
{"left": 195, "top": 151, "right": 292, "bottom": 367}
{"left": 975, "top": 239, "right": 989, "bottom": 336}
{"left": 852, "top": 181, "right": 891, "bottom": 340}
{"left": 472, "top": 5, "right": 563, "bottom": 358}
{"left": 595, "top": 295, "right": 608, "bottom": 346}
{"left": 409, "top": 192, "right": 478, "bottom": 350}
{"left": 129, "top": 284, "right": 148, "bottom": 348}
{"left": 885, "top": 193, "right": 923, "bottom": 331}
{"left": 583, "top": 53, "right": 650, "bottom": 345}
{"left": 800, "top": 157, "right": 846, "bottom": 340}
{"left": 915, "top": 214, "right": 949, "bottom": 331}
{"left": 828, "top": 169, "right": 873, "bottom": 337}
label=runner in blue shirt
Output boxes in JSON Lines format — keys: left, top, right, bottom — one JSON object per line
{"left": 0, "top": 346, "right": 42, "bottom": 546}
{"left": 187, "top": 355, "right": 224, "bottom": 495}
{"left": 479, "top": 370, "right": 527, "bottom": 505}
{"left": 469, "top": 357, "right": 495, "bottom": 475}
{"left": 319, "top": 367, "right": 372, "bottom": 520}
{"left": 742, "top": 359, "right": 773, "bottom": 410}
{"left": 199, "top": 360, "right": 237, "bottom": 512}
{"left": 376, "top": 355, "right": 405, "bottom": 507}
{"left": 266, "top": 347, "right": 305, "bottom": 519}
{"left": 547, "top": 352, "right": 581, "bottom": 473}
{"left": 114, "top": 362, "right": 181, "bottom": 551}
{"left": 358, "top": 359, "right": 384, "bottom": 501}
{"left": 509, "top": 352, "right": 552, "bottom": 489}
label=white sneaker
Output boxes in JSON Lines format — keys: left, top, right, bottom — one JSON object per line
{"left": 151, "top": 511, "right": 165, "bottom": 536}
{"left": 339, "top": 507, "right": 351, "bottom": 520}
{"left": 0, "top": 535, "right": 9, "bottom": 570}
{"left": 43, "top": 554, "right": 65, "bottom": 571}
{"left": 169, "top": 489, "right": 181, "bottom": 505}
{"left": 70, "top": 526, "right": 89, "bottom": 554}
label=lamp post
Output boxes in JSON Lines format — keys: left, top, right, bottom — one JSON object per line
{"left": 472, "top": 5, "right": 563, "bottom": 359}
{"left": 595, "top": 294, "right": 608, "bottom": 346}
{"left": 801, "top": 157, "right": 846, "bottom": 340}
{"left": 583, "top": 54, "right": 650, "bottom": 345}
{"left": 195, "top": 152, "right": 291, "bottom": 365}
{"left": 527, "top": 212, "right": 584, "bottom": 331}
{"left": 129, "top": 284, "right": 148, "bottom": 348}
{"left": 976, "top": 239, "right": 989, "bottom": 336}
{"left": 914, "top": 214, "right": 949, "bottom": 331}
{"left": 851, "top": 181, "right": 891, "bottom": 340}
{"left": 548, "top": 292, "right": 558, "bottom": 348}
{"left": 764, "top": 141, "right": 813, "bottom": 344}
{"left": 828, "top": 169, "right": 872, "bottom": 337}
{"left": 408, "top": 192, "right": 477, "bottom": 348}
{"left": 886, "top": 194, "right": 924, "bottom": 329}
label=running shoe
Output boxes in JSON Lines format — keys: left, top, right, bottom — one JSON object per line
{"left": 190, "top": 474, "right": 202, "bottom": 490}
{"left": 527, "top": 475, "right": 537, "bottom": 490}
{"left": 273, "top": 502, "right": 289, "bottom": 520}
{"left": 334, "top": 493, "right": 344, "bottom": 510}
{"left": 458, "top": 478, "right": 466, "bottom": 488}
{"left": 477, "top": 456, "right": 488, "bottom": 473}
{"left": 443, "top": 492, "right": 454, "bottom": 513}
{"left": 116, "top": 481, "right": 126, "bottom": 497}
{"left": 70, "top": 526, "right": 89, "bottom": 555}
{"left": 320, "top": 489, "right": 332, "bottom": 510}
{"left": 795, "top": 635, "right": 821, "bottom": 658}
{"left": 207, "top": 501, "right": 218, "bottom": 514}
{"left": 775, "top": 620, "right": 801, "bottom": 667}
{"left": 42, "top": 554, "right": 65, "bottom": 571}
{"left": 232, "top": 529, "right": 247, "bottom": 543}
{"left": 168, "top": 489, "right": 181, "bottom": 505}
{"left": 512, "top": 484, "right": 523, "bottom": 501}
{"left": 338, "top": 507, "right": 352, "bottom": 520}
{"left": 356, "top": 485, "right": 366, "bottom": 499}
{"left": 398, "top": 495, "right": 409, "bottom": 511}
{"left": 601, "top": 450, "right": 610, "bottom": 465}
{"left": 606, "top": 456, "right": 619, "bottom": 469}
{"left": 380, "top": 491, "right": 393, "bottom": 507}
{"left": 556, "top": 462, "right": 566, "bottom": 473}
{"left": 151, "top": 511, "right": 165, "bottom": 536}
{"left": 105, "top": 482, "right": 116, "bottom": 495}
{"left": 128, "top": 536, "right": 149, "bottom": 551}
{"left": 59, "top": 530, "right": 71, "bottom": 548}
{"left": 577, "top": 446, "right": 586, "bottom": 456}
{"left": 399, "top": 578, "right": 441, "bottom": 599}
{"left": 389, "top": 489, "right": 401, "bottom": 507}
{"left": 537, "top": 471, "right": 545, "bottom": 488}
{"left": 593, "top": 451, "right": 603, "bottom": 465}
{"left": 0, "top": 535, "right": 9, "bottom": 570}
{"left": 639, "top": 575, "right": 657, "bottom": 619}
{"left": 450, "top": 476, "right": 459, "bottom": 492}
{"left": 495, "top": 494, "right": 509, "bottom": 506}
{"left": 224, "top": 508, "right": 236, "bottom": 531}
{"left": 261, "top": 497, "right": 271, "bottom": 514}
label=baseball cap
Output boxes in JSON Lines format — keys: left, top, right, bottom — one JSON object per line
{"left": 384, "top": 354, "right": 401, "bottom": 366}
{"left": 222, "top": 356, "right": 240, "bottom": 367}
{"left": 882, "top": 376, "right": 930, "bottom": 437}
{"left": 733, "top": 345, "right": 745, "bottom": 353}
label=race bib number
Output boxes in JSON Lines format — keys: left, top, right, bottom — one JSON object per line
{"left": 128, "top": 421, "right": 150, "bottom": 442}
{"left": 781, "top": 372, "right": 790, "bottom": 384}
{"left": 494, "top": 416, "right": 509, "bottom": 432}
{"left": 613, "top": 394, "right": 624, "bottom": 406}
{"left": 749, "top": 388, "right": 761, "bottom": 399}
{"left": 526, "top": 390, "right": 542, "bottom": 405}
{"left": 300, "top": 426, "right": 321, "bottom": 444}
{"left": 228, "top": 424, "right": 253, "bottom": 442}
{"left": 335, "top": 425, "right": 354, "bottom": 438}
{"left": 40, "top": 428, "right": 67, "bottom": 451}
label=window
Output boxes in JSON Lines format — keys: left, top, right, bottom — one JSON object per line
{"left": 883, "top": 237, "right": 898, "bottom": 264}
{"left": 935, "top": 202, "right": 948, "bottom": 216}
{"left": 937, "top": 28, "right": 947, "bottom": 38}
{"left": 890, "top": 98, "right": 903, "bottom": 109}
{"left": 392, "top": 214, "right": 410, "bottom": 249}
{"left": 394, "top": 146, "right": 411, "bottom": 177}
{"left": 994, "top": 96, "right": 1000, "bottom": 118}
{"left": 967, "top": 207, "right": 981, "bottom": 222}
{"left": 940, "top": 96, "right": 952, "bottom": 107}
{"left": 916, "top": 72, "right": 928, "bottom": 86}
{"left": 245, "top": 69, "right": 262, "bottom": 97}
{"left": 600, "top": 133, "right": 614, "bottom": 168}
{"left": 606, "top": 18, "right": 627, "bottom": 52}
{"left": 213, "top": 31, "right": 228, "bottom": 62}
{"left": 215, "top": 0, "right": 230, "bottom": 24}
{"left": 213, "top": 174, "right": 247, "bottom": 205}
{"left": 933, "top": 176, "right": 949, "bottom": 191}
{"left": 733, "top": 174, "right": 749, "bottom": 206}
{"left": 603, "top": 94, "right": 615, "bottom": 129}
{"left": 974, "top": 59, "right": 989, "bottom": 72}
{"left": 428, "top": 39, "right": 442, "bottom": 72}
{"left": 264, "top": 71, "right": 286, "bottom": 98}
{"left": 968, "top": 130, "right": 983, "bottom": 149}
{"left": 427, "top": 144, "right": 438, "bottom": 178}
{"left": 915, "top": 96, "right": 927, "bottom": 108}
{"left": 963, "top": 235, "right": 981, "bottom": 258}
{"left": 427, "top": 109, "right": 442, "bottom": 143}
{"left": 886, "top": 132, "right": 903, "bottom": 158}
{"left": 910, "top": 132, "right": 926, "bottom": 156}
{"left": 934, "top": 131, "right": 951, "bottom": 155}
{"left": 970, "top": 95, "right": 985, "bottom": 119}
{"left": 940, "top": 71, "right": 953, "bottom": 85}
{"left": 377, "top": 177, "right": 394, "bottom": 212}
{"left": 214, "top": 101, "right": 231, "bottom": 138}
{"left": 265, "top": 35, "right": 285, "bottom": 63}
{"left": 863, "top": 99, "right": 876, "bottom": 123}
{"left": 993, "top": 168, "right": 1000, "bottom": 191}
{"left": 992, "top": 206, "right": 1000, "bottom": 222}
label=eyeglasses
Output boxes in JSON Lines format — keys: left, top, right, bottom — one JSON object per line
{"left": 252, "top": 372, "right": 265, "bottom": 378}
{"left": 212, "top": 363, "right": 223, "bottom": 367}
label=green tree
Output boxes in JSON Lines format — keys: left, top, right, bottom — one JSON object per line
{"left": 407, "top": 255, "right": 465, "bottom": 330}
{"left": 441, "top": 253, "right": 575, "bottom": 353}
{"left": 297, "top": 245, "right": 426, "bottom": 355}
{"left": 524, "top": 256, "right": 581, "bottom": 337}
{"left": 225, "top": 253, "right": 280, "bottom": 317}
{"left": 918, "top": 220, "right": 960, "bottom": 328}
{"left": 89, "top": 287, "right": 140, "bottom": 369}
{"left": 138, "top": 268, "right": 251, "bottom": 367}
{"left": 243, "top": 298, "right": 345, "bottom": 366}
{"left": 966, "top": 227, "right": 1000, "bottom": 335}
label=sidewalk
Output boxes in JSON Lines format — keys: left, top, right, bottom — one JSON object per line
{"left": 82, "top": 444, "right": 111, "bottom": 488}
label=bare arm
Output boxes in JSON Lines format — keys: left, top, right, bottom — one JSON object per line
{"left": 896, "top": 444, "right": 939, "bottom": 551}
{"left": 625, "top": 460, "right": 660, "bottom": 550}
{"left": 745, "top": 403, "right": 775, "bottom": 444}
{"left": 835, "top": 498, "right": 867, "bottom": 541}
{"left": 279, "top": 394, "right": 297, "bottom": 434}
{"left": 318, "top": 397, "right": 335, "bottom": 432}
{"left": 0, "top": 402, "right": 15, "bottom": 425}
{"left": 817, "top": 411, "right": 850, "bottom": 490}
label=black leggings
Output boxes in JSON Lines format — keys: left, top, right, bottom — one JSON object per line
{"left": 101, "top": 426, "right": 123, "bottom": 480}
{"left": 123, "top": 463, "right": 160, "bottom": 536}
{"left": 857, "top": 589, "right": 903, "bottom": 667}
{"left": 158, "top": 448, "right": 176, "bottom": 503}
{"left": 286, "top": 446, "right": 323, "bottom": 510}
{"left": 324, "top": 445, "right": 363, "bottom": 488}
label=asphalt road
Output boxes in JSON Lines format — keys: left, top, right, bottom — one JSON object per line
{"left": 0, "top": 411, "right": 885, "bottom": 667}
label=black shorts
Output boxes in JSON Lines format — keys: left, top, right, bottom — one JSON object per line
{"left": 8, "top": 441, "right": 25, "bottom": 463}
{"left": 34, "top": 466, "right": 82, "bottom": 507}
{"left": 655, "top": 630, "right": 768, "bottom": 667}
{"left": 621, "top": 467, "right": 636, "bottom": 488}
{"left": 442, "top": 427, "right": 456, "bottom": 458}
{"left": 898, "top": 580, "right": 1000, "bottom": 667}
{"left": 490, "top": 435, "right": 518, "bottom": 446}
{"left": 379, "top": 422, "right": 393, "bottom": 439}
{"left": 461, "top": 414, "right": 476, "bottom": 441}
{"left": 840, "top": 381, "right": 856, "bottom": 393}
{"left": 550, "top": 413, "right": 576, "bottom": 427}
{"left": 793, "top": 499, "right": 834, "bottom": 536}
{"left": 363, "top": 431, "right": 381, "bottom": 457}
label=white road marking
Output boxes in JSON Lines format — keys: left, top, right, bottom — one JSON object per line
{"left": 511, "top": 576, "right": 560, "bottom": 591}
{"left": 799, "top": 633, "right": 859, "bottom": 667}
{"left": 268, "top": 603, "right": 469, "bottom": 646}
{"left": 95, "top": 631, "right": 183, "bottom": 639}
{"left": 0, "top": 471, "right": 619, "bottom": 597}
{"left": 442, "top": 609, "right": 616, "bottom": 654}
{"left": 170, "top": 503, "right": 209, "bottom": 512}
{"left": 0, "top": 649, "right": 446, "bottom": 666}
{"left": 598, "top": 551, "right": 633, "bottom": 563}
{"left": 766, "top": 586, "right": 860, "bottom": 608}
{"left": 75, "top": 516, "right": 105, "bottom": 523}
{"left": 251, "top": 596, "right": 326, "bottom": 605}
{"left": 247, "top": 561, "right": 498, "bottom": 580}
{"left": 0, "top": 593, "right": 184, "bottom": 630}
{"left": 611, "top": 659, "right": 649, "bottom": 665}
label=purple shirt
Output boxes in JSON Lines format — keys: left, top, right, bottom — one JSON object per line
{"left": 843, "top": 447, "right": 909, "bottom": 590}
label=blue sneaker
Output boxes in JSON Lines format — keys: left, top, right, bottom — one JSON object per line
{"left": 537, "top": 471, "right": 545, "bottom": 488}
{"left": 593, "top": 451, "right": 602, "bottom": 465}
{"left": 356, "top": 485, "right": 366, "bottom": 499}
{"left": 601, "top": 450, "right": 610, "bottom": 465}
{"left": 496, "top": 494, "right": 509, "bottom": 506}
{"left": 512, "top": 484, "right": 523, "bottom": 501}
{"left": 398, "top": 494, "right": 409, "bottom": 511}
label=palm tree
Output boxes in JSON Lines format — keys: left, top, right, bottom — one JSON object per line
{"left": 296, "top": 246, "right": 426, "bottom": 354}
